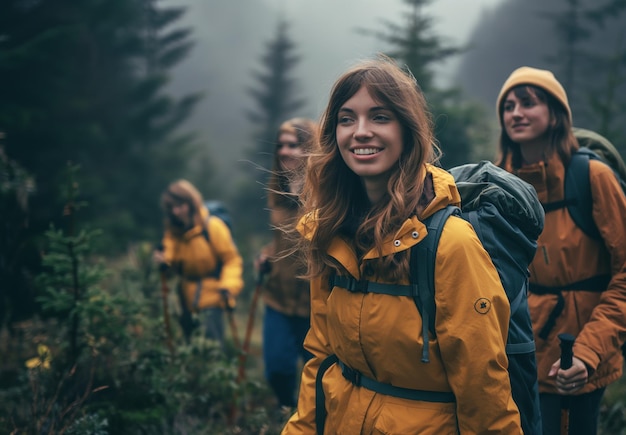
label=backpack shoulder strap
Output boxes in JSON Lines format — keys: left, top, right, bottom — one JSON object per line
{"left": 410, "top": 205, "right": 459, "bottom": 363}
{"left": 542, "top": 150, "right": 597, "bottom": 238}
{"left": 327, "top": 205, "right": 458, "bottom": 364}
{"left": 564, "top": 149, "right": 598, "bottom": 239}
{"left": 203, "top": 216, "right": 223, "bottom": 278}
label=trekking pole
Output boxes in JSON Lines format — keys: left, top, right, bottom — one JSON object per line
{"left": 157, "top": 244, "right": 174, "bottom": 356}
{"left": 221, "top": 290, "right": 241, "bottom": 350}
{"left": 559, "top": 333, "right": 576, "bottom": 435}
{"left": 221, "top": 289, "right": 242, "bottom": 426}
{"left": 237, "top": 259, "right": 270, "bottom": 383}
{"left": 225, "top": 263, "right": 269, "bottom": 427}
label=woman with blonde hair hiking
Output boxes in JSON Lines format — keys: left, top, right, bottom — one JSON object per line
{"left": 154, "top": 179, "right": 244, "bottom": 346}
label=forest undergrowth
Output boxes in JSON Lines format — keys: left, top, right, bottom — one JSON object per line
{"left": 0, "top": 172, "right": 624, "bottom": 434}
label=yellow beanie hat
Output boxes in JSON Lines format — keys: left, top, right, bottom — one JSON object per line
{"left": 496, "top": 66, "right": 571, "bottom": 122}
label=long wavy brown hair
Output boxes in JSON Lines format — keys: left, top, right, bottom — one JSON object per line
{"left": 160, "top": 179, "right": 205, "bottom": 237}
{"left": 495, "top": 85, "right": 578, "bottom": 170}
{"left": 301, "top": 56, "right": 438, "bottom": 281}
{"left": 267, "top": 117, "right": 318, "bottom": 209}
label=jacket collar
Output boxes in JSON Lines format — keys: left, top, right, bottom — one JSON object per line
{"left": 514, "top": 153, "right": 565, "bottom": 203}
{"left": 297, "top": 164, "right": 461, "bottom": 277}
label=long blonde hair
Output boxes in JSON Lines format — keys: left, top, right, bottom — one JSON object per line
{"left": 302, "top": 56, "right": 438, "bottom": 280}
{"left": 160, "top": 179, "right": 205, "bottom": 236}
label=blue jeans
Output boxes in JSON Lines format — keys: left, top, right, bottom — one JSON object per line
{"left": 198, "top": 307, "right": 225, "bottom": 345}
{"left": 262, "top": 305, "right": 313, "bottom": 407}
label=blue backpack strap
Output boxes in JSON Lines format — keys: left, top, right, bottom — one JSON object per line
{"left": 411, "top": 205, "right": 459, "bottom": 363}
{"left": 309, "top": 206, "right": 460, "bottom": 421}
{"left": 567, "top": 146, "right": 626, "bottom": 238}
{"left": 337, "top": 358, "right": 455, "bottom": 402}
{"left": 541, "top": 151, "right": 589, "bottom": 217}
{"left": 565, "top": 149, "right": 598, "bottom": 239}
{"left": 543, "top": 144, "right": 626, "bottom": 239}
{"left": 314, "top": 352, "right": 455, "bottom": 435}
{"left": 315, "top": 354, "right": 338, "bottom": 435}
{"left": 329, "top": 206, "right": 457, "bottom": 364}
{"left": 332, "top": 275, "right": 413, "bottom": 296}
{"left": 505, "top": 281, "right": 536, "bottom": 354}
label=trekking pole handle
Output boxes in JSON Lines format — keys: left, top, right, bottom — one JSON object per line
{"left": 155, "top": 243, "right": 170, "bottom": 273}
{"left": 558, "top": 333, "right": 575, "bottom": 435}
{"left": 220, "top": 289, "right": 234, "bottom": 312}
{"left": 256, "top": 257, "right": 271, "bottom": 286}
{"left": 558, "top": 333, "right": 576, "bottom": 370}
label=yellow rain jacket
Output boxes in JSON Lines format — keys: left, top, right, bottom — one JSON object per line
{"left": 511, "top": 153, "right": 626, "bottom": 394}
{"left": 282, "top": 165, "right": 521, "bottom": 435}
{"left": 161, "top": 207, "right": 244, "bottom": 311}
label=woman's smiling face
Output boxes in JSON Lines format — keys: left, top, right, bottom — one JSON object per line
{"left": 336, "top": 85, "right": 404, "bottom": 198}
{"left": 502, "top": 88, "right": 551, "bottom": 146}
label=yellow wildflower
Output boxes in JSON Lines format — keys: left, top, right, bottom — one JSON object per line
{"left": 25, "top": 344, "right": 52, "bottom": 370}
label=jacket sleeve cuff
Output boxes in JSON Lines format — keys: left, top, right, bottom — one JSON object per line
{"left": 573, "top": 343, "right": 599, "bottom": 375}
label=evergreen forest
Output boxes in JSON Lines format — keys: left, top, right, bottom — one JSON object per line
{"left": 1, "top": 0, "right": 625, "bottom": 433}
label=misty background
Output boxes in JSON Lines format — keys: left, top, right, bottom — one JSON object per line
{"left": 165, "top": 0, "right": 626, "bottom": 194}
{"left": 2, "top": 0, "right": 625, "bottom": 314}
{"left": 2, "top": 2, "right": 626, "bottom": 430}
{"left": 165, "top": 0, "right": 504, "bottom": 189}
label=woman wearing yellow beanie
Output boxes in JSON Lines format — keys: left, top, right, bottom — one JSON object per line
{"left": 495, "top": 66, "right": 626, "bottom": 435}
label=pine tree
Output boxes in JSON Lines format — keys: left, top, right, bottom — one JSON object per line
{"left": 360, "top": 0, "right": 460, "bottom": 94}
{"left": 541, "top": 0, "right": 593, "bottom": 118}
{"left": 360, "top": 0, "right": 490, "bottom": 168}
{"left": 544, "top": 0, "right": 626, "bottom": 149}
{"left": 0, "top": 0, "right": 202, "bottom": 253}
{"left": 246, "top": 19, "right": 305, "bottom": 172}
{"left": 234, "top": 18, "right": 305, "bottom": 235}
{"left": 580, "top": 0, "right": 626, "bottom": 146}
{"left": 101, "top": 0, "right": 204, "bottom": 244}
{"left": 0, "top": 133, "right": 38, "bottom": 327}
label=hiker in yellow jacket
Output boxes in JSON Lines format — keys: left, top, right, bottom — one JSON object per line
{"left": 495, "top": 66, "right": 626, "bottom": 434}
{"left": 154, "top": 179, "right": 244, "bottom": 345}
{"left": 281, "top": 56, "right": 521, "bottom": 435}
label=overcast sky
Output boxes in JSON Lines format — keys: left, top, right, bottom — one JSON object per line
{"left": 166, "top": 0, "right": 505, "bottom": 179}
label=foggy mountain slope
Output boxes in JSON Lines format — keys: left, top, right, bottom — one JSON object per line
{"left": 455, "top": 0, "right": 626, "bottom": 131}
{"left": 455, "top": 0, "right": 564, "bottom": 111}
{"left": 164, "top": 0, "right": 278, "bottom": 175}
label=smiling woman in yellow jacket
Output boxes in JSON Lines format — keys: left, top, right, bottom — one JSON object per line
{"left": 154, "top": 179, "right": 243, "bottom": 345}
{"left": 281, "top": 57, "right": 521, "bottom": 435}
